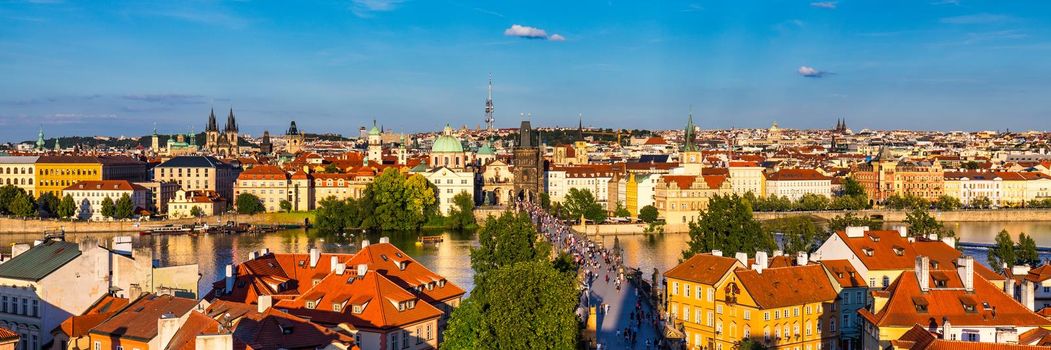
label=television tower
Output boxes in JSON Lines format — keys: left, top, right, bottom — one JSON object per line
{"left": 484, "top": 74, "right": 495, "bottom": 132}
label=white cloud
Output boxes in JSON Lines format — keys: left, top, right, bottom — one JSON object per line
{"left": 810, "top": 1, "right": 837, "bottom": 9}
{"left": 350, "top": 0, "right": 404, "bottom": 18}
{"left": 504, "top": 24, "right": 549, "bottom": 39}
{"left": 798, "top": 66, "right": 828, "bottom": 78}
{"left": 503, "top": 24, "right": 565, "bottom": 41}
{"left": 940, "top": 13, "right": 1012, "bottom": 25}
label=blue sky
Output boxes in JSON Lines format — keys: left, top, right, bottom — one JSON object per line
{"left": 2, "top": 0, "right": 1050, "bottom": 142}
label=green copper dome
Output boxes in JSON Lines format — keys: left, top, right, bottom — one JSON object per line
{"left": 368, "top": 125, "right": 381, "bottom": 136}
{"left": 477, "top": 143, "right": 495, "bottom": 155}
{"left": 431, "top": 124, "right": 463, "bottom": 153}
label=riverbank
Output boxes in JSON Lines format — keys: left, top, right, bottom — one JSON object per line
{"left": 0, "top": 211, "right": 315, "bottom": 233}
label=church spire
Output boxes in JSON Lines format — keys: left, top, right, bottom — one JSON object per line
{"left": 684, "top": 107, "right": 697, "bottom": 152}
{"left": 206, "top": 108, "right": 218, "bottom": 132}
{"left": 36, "top": 126, "right": 45, "bottom": 151}
{"left": 578, "top": 113, "right": 584, "bottom": 141}
{"left": 225, "top": 108, "right": 238, "bottom": 132}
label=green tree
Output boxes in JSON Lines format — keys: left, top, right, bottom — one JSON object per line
{"left": 190, "top": 206, "right": 204, "bottom": 218}
{"left": 905, "top": 208, "right": 950, "bottom": 238}
{"left": 562, "top": 188, "right": 606, "bottom": 223}
{"left": 446, "top": 192, "right": 477, "bottom": 230}
{"left": 36, "top": 192, "right": 60, "bottom": 218}
{"left": 362, "top": 169, "right": 437, "bottom": 230}
{"left": 1017, "top": 233, "right": 1040, "bottom": 267}
{"left": 0, "top": 185, "right": 27, "bottom": 215}
{"left": 826, "top": 213, "right": 877, "bottom": 233}
{"left": 843, "top": 177, "right": 866, "bottom": 198}
{"left": 57, "top": 194, "right": 76, "bottom": 219}
{"left": 324, "top": 163, "right": 341, "bottom": 173}
{"left": 988, "top": 229, "right": 1016, "bottom": 273}
{"left": 539, "top": 192, "right": 551, "bottom": 210}
{"left": 235, "top": 193, "right": 265, "bottom": 214}
{"left": 970, "top": 196, "right": 992, "bottom": 209}
{"left": 934, "top": 195, "right": 962, "bottom": 211}
{"left": 315, "top": 196, "right": 365, "bottom": 234}
{"left": 639, "top": 205, "right": 659, "bottom": 223}
{"left": 613, "top": 201, "right": 631, "bottom": 218}
{"left": 767, "top": 216, "right": 821, "bottom": 254}
{"left": 114, "top": 193, "right": 134, "bottom": 219}
{"left": 443, "top": 261, "right": 579, "bottom": 350}
{"left": 470, "top": 211, "right": 549, "bottom": 276}
{"left": 796, "top": 194, "right": 830, "bottom": 211}
{"left": 100, "top": 196, "right": 116, "bottom": 218}
{"left": 8, "top": 192, "right": 35, "bottom": 217}
{"left": 682, "top": 194, "right": 775, "bottom": 260}
{"left": 279, "top": 200, "right": 292, "bottom": 213}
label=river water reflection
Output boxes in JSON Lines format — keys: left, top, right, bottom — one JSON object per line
{"left": 1, "top": 221, "right": 1049, "bottom": 296}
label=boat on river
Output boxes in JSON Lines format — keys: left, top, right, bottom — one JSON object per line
{"left": 140, "top": 224, "right": 194, "bottom": 235}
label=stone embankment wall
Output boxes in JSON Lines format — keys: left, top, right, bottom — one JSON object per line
{"left": 0, "top": 213, "right": 309, "bottom": 233}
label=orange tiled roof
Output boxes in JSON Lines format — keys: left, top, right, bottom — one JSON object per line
{"left": 765, "top": 168, "right": 830, "bottom": 181}
{"left": 834, "top": 230, "right": 917, "bottom": 271}
{"left": 735, "top": 264, "right": 838, "bottom": 309}
{"left": 238, "top": 165, "right": 289, "bottom": 181}
{"left": 346, "top": 243, "right": 465, "bottom": 304}
{"left": 64, "top": 180, "right": 147, "bottom": 192}
{"left": 58, "top": 296, "right": 130, "bottom": 338}
{"left": 702, "top": 174, "right": 728, "bottom": 189}
{"left": 893, "top": 324, "right": 1049, "bottom": 350}
{"left": 867, "top": 268, "right": 1050, "bottom": 328}
{"left": 165, "top": 311, "right": 221, "bottom": 350}
{"left": 664, "top": 254, "right": 741, "bottom": 284}
{"left": 274, "top": 268, "right": 443, "bottom": 330}
{"left": 662, "top": 175, "right": 696, "bottom": 190}
{"left": 89, "top": 294, "right": 197, "bottom": 341}
{"left": 820, "top": 259, "right": 867, "bottom": 288}
{"left": 0, "top": 326, "right": 16, "bottom": 342}
{"left": 1025, "top": 264, "right": 1051, "bottom": 283}
{"left": 238, "top": 307, "right": 358, "bottom": 350}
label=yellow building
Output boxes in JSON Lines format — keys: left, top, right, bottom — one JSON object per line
{"left": 654, "top": 174, "right": 731, "bottom": 229}
{"left": 665, "top": 253, "right": 840, "bottom": 350}
{"left": 34, "top": 156, "right": 104, "bottom": 196}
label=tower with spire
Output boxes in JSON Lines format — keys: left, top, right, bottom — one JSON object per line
{"left": 285, "top": 121, "right": 304, "bottom": 154}
{"left": 204, "top": 107, "right": 240, "bottom": 156}
{"left": 682, "top": 109, "right": 703, "bottom": 175}
{"left": 484, "top": 74, "right": 495, "bottom": 132}
{"left": 36, "top": 127, "right": 45, "bottom": 151}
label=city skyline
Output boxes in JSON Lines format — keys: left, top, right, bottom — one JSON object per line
{"left": 3, "top": 1, "right": 1051, "bottom": 142}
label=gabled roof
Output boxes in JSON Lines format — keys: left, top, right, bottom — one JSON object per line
{"left": 765, "top": 168, "right": 831, "bottom": 181}
{"left": 90, "top": 294, "right": 197, "bottom": 341}
{"left": 820, "top": 259, "right": 867, "bottom": 288}
{"left": 735, "top": 264, "right": 838, "bottom": 309}
{"left": 274, "top": 269, "right": 443, "bottom": 330}
{"left": 238, "top": 307, "right": 358, "bottom": 350}
{"left": 346, "top": 243, "right": 465, "bottom": 303}
{"left": 164, "top": 311, "right": 221, "bottom": 350}
{"left": 866, "top": 269, "right": 1050, "bottom": 328}
{"left": 834, "top": 230, "right": 917, "bottom": 271}
{"left": 664, "top": 254, "right": 741, "bottom": 285}
{"left": 893, "top": 324, "right": 1049, "bottom": 350}
{"left": 0, "top": 240, "right": 81, "bottom": 281}
{"left": 64, "top": 180, "right": 147, "bottom": 192}
{"left": 56, "top": 296, "right": 130, "bottom": 338}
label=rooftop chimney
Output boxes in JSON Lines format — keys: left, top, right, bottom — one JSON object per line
{"left": 1022, "top": 279, "right": 1036, "bottom": 311}
{"left": 941, "top": 317, "right": 952, "bottom": 339}
{"left": 916, "top": 256, "right": 930, "bottom": 292}
{"left": 248, "top": 251, "right": 258, "bottom": 260}
{"left": 258, "top": 295, "right": 273, "bottom": 313}
{"left": 796, "top": 252, "right": 809, "bottom": 266}
{"left": 773, "top": 250, "right": 783, "bottom": 257}
{"left": 897, "top": 226, "right": 908, "bottom": 238}
{"left": 752, "top": 264, "right": 764, "bottom": 274}
{"left": 941, "top": 236, "right": 956, "bottom": 249}
{"left": 361, "top": 239, "right": 370, "bottom": 249}
{"left": 846, "top": 226, "right": 869, "bottom": 238}
{"left": 756, "top": 251, "right": 769, "bottom": 269}
{"left": 711, "top": 250, "right": 723, "bottom": 257}
{"left": 330, "top": 256, "right": 339, "bottom": 272}
{"left": 379, "top": 237, "right": 390, "bottom": 244}
{"left": 225, "top": 264, "right": 235, "bottom": 293}
{"left": 958, "top": 256, "right": 974, "bottom": 292}
{"left": 335, "top": 263, "right": 346, "bottom": 276}
{"left": 158, "top": 312, "right": 181, "bottom": 350}
{"left": 735, "top": 252, "right": 748, "bottom": 266}
{"left": 357, "top": 264, "right": 368, "bottom": 276}
{"left": 261, "top": 248, "right": 270, "bottom": 256}
{"left": 309, "top": 248, "right": 320, "bottom": 268}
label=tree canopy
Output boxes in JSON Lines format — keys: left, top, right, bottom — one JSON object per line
{"left": 114, "top": 193, "right": 134, "bottom": 219}
{"left": 560, "top": 188, "right": 606, "bottom": 223}
{"left": 989, "top": 229, "right": 1017, "bottom": 273}
{"left": 361, "top": 168, "right": 437, "bottom": 231}
{"left": 904, "top": 208, "right": 952, "bottom": 238}
{"left": 470, "top": 211, "right": 550, "bottom": 276}
{"left": 100, "top": 196, "right": 116, "bottom": 218}
{"left": 235, "top": 193, "right": 265, "bottom": 214}
{"left": 765, "top": 216, "right": 821, "bottom": 254}
{"left": 826, "top": 212, "right": 877, "bottom": 233}
{"left": 683, "top": 194, "right": 776, "bottom": 260}
{"left": 57, "top": 194, "right": 76, "bottom": 219}
{"left": 8, "top": 192, "right": 35, "bottom": 217}
{"left": 639, "top": 205, "right": 659, "bottom": 223}
{"left": 446, "top": 192, "right": 477, "bottom": 230}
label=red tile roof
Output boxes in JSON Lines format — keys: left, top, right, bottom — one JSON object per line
{"left": 64, "top": 180, "right": 147, "bottom": 192}
{"left": 735, "top": 264, "right": 838, "bottom": 309}
{"left": 867, "top": 269, "right": 1050, "bottom": 329}
{"left": 665, "top": 254, "right": 741, "bottom": 284}
{"left": 237, "top": 308, "right": 358, "bottom": 350}
{"left": 89, "top": 294, "right": 197, "bottom": 341}
{"left": 238, "top": 165, "right": 289, "bottom": 181}
{"left": 893, "top": 324, "right": 1049, "bottom": 350}
{"left": 765, "top": 168, "right": 831, "bottom": 181}
{"left": 0, "top": 327, "right": 17, "bottom": 342}
{"left": 165, "top": 311, "right": 221, "bottom": 350}
{"left": 662, "top": 175, "right": 696, "bottom": 189}
{"left": 346, "top": 243, "right": 465, "bottom": 304}
{"left": 820, "top": 259, "right": 867, "bottom": 288}
{"left": 57, "top": 296, "right": 130, "bottom": 338}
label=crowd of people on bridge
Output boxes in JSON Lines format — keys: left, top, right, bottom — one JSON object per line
{"left": 516, "top": 199, "right": 666, "bottom": 349}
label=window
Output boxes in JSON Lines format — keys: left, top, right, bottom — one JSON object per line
{"left": 390, "top": 332, "right": 399, "bottom": 350}
{"left": 869, "top": 277, "right": 876, "bottom": 287}
{"left": 333, "top": 303, "right": 342, "bottom": 312}
{"left": 672, "top": 282, "right": 679, "bottom": 296}
{"left": 716, "top": 305, "right": 723, "bottom": 314}
{"left": 707, "top": 288, "right": 714, "bottom": 302}
{"left": 683, "top": 306, "right": 690, "bottom": 322}
{"left": 94, "top": 342, "right": 101, "bottom": 350}
{"left": 707, "top": 311, "right": 714, "bottom": 326}
{"left": 744, "top": 310, "right": 751, "bottom": 320}
{"left": 764, "top": 312, "right": 770, "bottom": 321}
{"left": 427, "top": 324, "right": 433, "bottom": 340}
{"left": 31, "top": 300, "right": 37, "bottom": 317}
{"left": 684, "top": 284, "right": 691, "bottom": 297}
{"left": 402, "top": 330, "right": 409, "bottom": 349}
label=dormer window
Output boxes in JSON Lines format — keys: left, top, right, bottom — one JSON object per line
{"left": 438, "top": 280, "right": 446, "bottom": 287}
{"left": 333, "top": 303, "right": 342, "bottom": 312}
{"left": 306, "top": 301, "right": 316, "bottom": 309}
{"left": 912, "top": 297, "right": 928, "bottom": 313}
{"left": 869, "top": 235, "right": 880, "bottom": 242}
{"left": 313, "top": 279, "right": 322, "bottom": 286}
{"left": 352, "top": 302, "right": 367, "bottom": 314}
{"left": 862, "top": 248, "right": 874, "bottom": 257}
{"left": 892, "top": 247, "right": 904, "bottom": 256}
{"left": 399, "top": 261, "right": 408, "bottom": 270}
